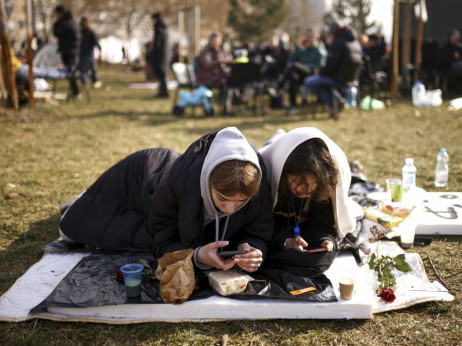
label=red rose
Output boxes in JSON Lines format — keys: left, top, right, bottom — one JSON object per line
{"left": 377, "top": 287, "right": 396, "bottom": 303}
{"left": 116, "top": 268, "right": 124, "bottom": 281}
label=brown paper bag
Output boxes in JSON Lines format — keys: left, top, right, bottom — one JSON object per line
{"left": 155, "top": 249, "right": 196, "bottom": 304}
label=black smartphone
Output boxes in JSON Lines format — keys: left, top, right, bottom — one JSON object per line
{"left": 218, "top": 250, "right": 246, "bottom": 258}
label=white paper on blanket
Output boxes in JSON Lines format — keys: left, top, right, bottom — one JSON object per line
{"left": 367, "top": 191, "right": 462, "bottom": 235}
{"left": 354, "top": 241, "right": 453, "bottom": 313}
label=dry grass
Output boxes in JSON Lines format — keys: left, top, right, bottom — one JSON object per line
{"left": 0, "top": 64, "right": 461, "bottom": 345}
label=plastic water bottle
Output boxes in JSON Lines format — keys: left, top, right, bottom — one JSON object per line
{"left": 412, "top": 80, "right": 425, "bottom": 106}
{"left": 402, "top": 158, "right": 417, "bottom": 196}
{"left": 435, "top": 148, "right": 449, "bottom": 187}
{"left": 344, "top": 86, "right": 358, "bottom": 108}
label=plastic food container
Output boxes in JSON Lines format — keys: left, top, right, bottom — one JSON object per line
{"left": 207, "top": 269, "right": 253, "bottom": 296}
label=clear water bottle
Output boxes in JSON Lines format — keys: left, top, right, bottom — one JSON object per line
{"left": 412, "top": 80, "right": 425, "bottom": 106}
{"left": 344, "top": 86, "right": 357, "bottom": 108}
{"left": 435, "top": 148, "right": 449, "bottom": 187}
{"left": 402, "top": 158, "right": 417, "bottom": 195}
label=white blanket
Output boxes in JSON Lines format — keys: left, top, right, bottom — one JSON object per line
{"left": 0, "top": 240, "right": 453, "bottom": 323}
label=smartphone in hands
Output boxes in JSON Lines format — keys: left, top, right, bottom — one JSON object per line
{"left": 218, "top": 250, "right": 246, "bottom": 258}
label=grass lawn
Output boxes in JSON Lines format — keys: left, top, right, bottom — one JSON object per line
{"left": 0, "top": 64, "right": 461, "bottom": 345}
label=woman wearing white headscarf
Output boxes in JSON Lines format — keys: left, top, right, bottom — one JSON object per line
{"left": 259, "top": 127, "right": 363, "bottom": 276}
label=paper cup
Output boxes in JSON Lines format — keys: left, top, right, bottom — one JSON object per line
{"left": 121, "top": 263, "right": 144, "bottom": 298}
{"left": 339, "top": 278, "right": 355, "bottom": 300}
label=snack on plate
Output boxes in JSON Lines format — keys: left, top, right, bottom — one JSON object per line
{"left": 207, "top": 269, "right": 253, "bottom": 296}
{"left": 364, "top": 207, "right": 403, "bottom": 228}
{"left": 380, "top": 201, "right": 416, "bottom": 219}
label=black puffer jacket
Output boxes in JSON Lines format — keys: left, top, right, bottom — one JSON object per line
{"left": 53, "top": 10, "right": 81, "bottom": 57}
{"left": 60, "top": 132, "right": 274, "bottom": 261}
{"left": 150, "top": 132, "right": 274, "bottom": 260}
{"left": 60, "top": 148, "right": 179, "bottom": 250}
{"left": 321, "top": 26, "right": 363, "bottom": 81}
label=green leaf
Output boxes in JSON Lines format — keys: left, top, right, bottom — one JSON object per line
{"left": 368, "top": 253, "right": 376, "bottom": 269}
{"left": 393, "top": 254, "right": 412, "bottom": 272}
{"left": 138, "top": 258, "right": 151, "bottom": 269}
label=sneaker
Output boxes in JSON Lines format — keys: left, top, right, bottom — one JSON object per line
{"left": 93, "top": 81, "right": 102, "bottom": 89}
{"left": 67, "top": 93, "right": 82, "bottom": 101}
{"left": 223, "top": 110, "right": 236, "bottom": 117}
{"left": 267, "top": 87, "right": 278, "bottom": 98}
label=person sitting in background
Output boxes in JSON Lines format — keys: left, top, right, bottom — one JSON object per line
{"left": 437, "top": 29, "right": 462, "bottom": 94}
{"left": 1, "top": 44, "right": 70, "bottom": 93}
{"left": 79, "top": 17, "right": 102, "bottom": 89}
{"left": 195, "top": 32, "right": 233, "bottom": 116}
{"left": 281, "top": 29, "right": 325, "bottom": 115}
{"left": 304, "top": 21, "right": 362, "bottom": 119}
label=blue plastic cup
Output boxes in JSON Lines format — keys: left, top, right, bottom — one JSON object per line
{"left": 120, "top": 263, "right": 144, "bottom": 298}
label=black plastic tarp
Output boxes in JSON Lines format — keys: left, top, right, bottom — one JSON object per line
{"left": 31, "top": 241, "right": 336, "bottom": 314}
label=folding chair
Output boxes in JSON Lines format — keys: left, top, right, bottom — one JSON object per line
{"left": 310, "top": 61, "right": 363, "bottom": 119}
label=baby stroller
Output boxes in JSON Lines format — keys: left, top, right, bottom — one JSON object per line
{"left": 172, "top": 86, "right": 214, "bottom": 116}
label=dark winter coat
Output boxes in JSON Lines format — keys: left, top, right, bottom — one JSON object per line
{"left": 60, "top": 148, "right": 179, "bottom": 250}
{"left": 321, "top": 26, "right": 362, "bottom": 82}
{"left": 53, "top": 10, "right": 80, "bottom": 58}
{"left": 80, "top": 29, "right": 100, "bottom": 58}
{"left": 60, "top": 132, "right": 274, "bottom": 262}
{"left": 152, "top": 18, "right": 169, "bottom": 75}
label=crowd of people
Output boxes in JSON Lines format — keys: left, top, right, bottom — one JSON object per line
{"left": 6, "top": 4, "right": 461, "bottom": 112}
{"left": 165, "top": 20, "right": 367, "bottom": 118}
{"left": 5, "top": 4, "right": 103, "bottom": 102}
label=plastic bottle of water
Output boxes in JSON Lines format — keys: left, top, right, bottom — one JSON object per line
{"left": 344, "top": 86, "right": 358, "bottom": 108}
{"left": 435, "top": 148, "right": 449, "bottom": 187}
{"left": 402, "top": 158, "right": 417, "bottom": 197}
{"left": 412, "top": 80, "right": 425, "bottom": 106}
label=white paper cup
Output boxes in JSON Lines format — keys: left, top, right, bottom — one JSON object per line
{"left": 339, "top": 278, "right": 355, "bottom": 300}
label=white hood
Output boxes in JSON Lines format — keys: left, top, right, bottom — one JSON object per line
{"left": 259, "top": 127, "right": 363, "bottom": 237}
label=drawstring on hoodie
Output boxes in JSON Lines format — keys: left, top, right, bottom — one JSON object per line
{"left": 216, "top": 214, "right": 230, "bottom": 252}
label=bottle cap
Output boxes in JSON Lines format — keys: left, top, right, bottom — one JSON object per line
{"left": 440, "top": 148, "right": 446, "bottom": 152}
{"left": 405, "top": 158, "right": 414, "bottom": 165}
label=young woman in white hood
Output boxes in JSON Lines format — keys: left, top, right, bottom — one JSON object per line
{"left": 259, "top": 127, "right": 363, "bottom": 276}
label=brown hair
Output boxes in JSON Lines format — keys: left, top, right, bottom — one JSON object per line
{"left": 210, "top": 160, "right": 260, "bottom": 197}
{"left": 80, "top": 17, "right": 91, "bottom": 33}
{"left": 279, "top": 138, "right": 338, "bottom": 201}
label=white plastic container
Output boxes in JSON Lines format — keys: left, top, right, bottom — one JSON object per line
{"left": 412, "top": 80, "right": 425, "bottom": 106}
{"left": 435, "top": 148, "right": 449, "bottom": 187}
{"left": 402, "top": 158, "right": 417, "bottom": 200}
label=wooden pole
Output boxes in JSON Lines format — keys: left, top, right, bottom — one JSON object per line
{"left": 27, "top": 0, "right": 34, "bottom": 107}
{"left": 414, "top": 0, "right": 424, "bottom": 82}
{"left": 178, "top": 7, "right": 184, "bottom": 63}
{"left": 390, "top": 0, "right": 400, "bottom": 97}
{"left": 0, "top": 0, "right": 19, "bottom": 109}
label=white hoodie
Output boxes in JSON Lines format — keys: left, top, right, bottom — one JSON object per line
{"left": 259, "top": 127, "right": 363, "bottom": 238}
